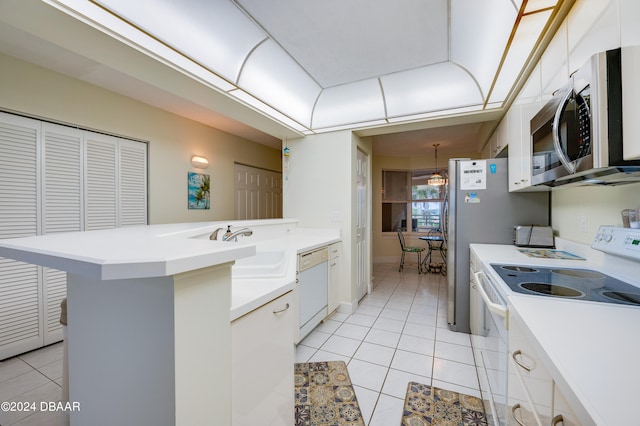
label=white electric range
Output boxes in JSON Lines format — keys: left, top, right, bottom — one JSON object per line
{"left": 470, "top": 226, "right": 640, "bottom": 426}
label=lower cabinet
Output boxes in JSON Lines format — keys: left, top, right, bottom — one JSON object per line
{"left": 508, "top": 314, "right": 552, "bottom": 426}
{"left": 508, "top": 314, "right": 587, "bottom": 426}
{"left": 552, "top": 383, "right": 580, "bottom": 426}
{"left": 328, "top": 242, "right": 342, "bottom": 315}
{"left": 231, "top": 291, "right": 294, "bottom": 426}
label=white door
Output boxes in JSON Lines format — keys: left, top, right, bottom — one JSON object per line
{"left": 234, "top": 163, "right": 282, "bottom": 220}
{"left": 356, "top": 149, "right": 369, "bottom": 300}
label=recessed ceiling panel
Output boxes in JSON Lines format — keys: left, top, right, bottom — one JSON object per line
{"left": 489, "top": 11, "right": 552, "bottom": 103}
{"left": 239, "top": 40, "right": 321, "bottom": 127}
{"left": 381, "top": 63, "right": 483, "bottom": 118}
{"left": 450, "top": 0, "right": 518, "bottom": 99}
{"left": 94, "top": 0, "right": 266, "bottom": 82}
{"left": 236, "top": 0, "right": 449, "bottom": 88}
{"left": 312, "top": 79, "right": 386, "bottom": 129}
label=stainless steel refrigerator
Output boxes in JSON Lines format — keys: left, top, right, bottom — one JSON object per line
{"left": 445, "top": 158, "right": 550, "bottom": 333}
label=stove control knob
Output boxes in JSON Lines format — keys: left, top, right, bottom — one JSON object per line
{"left": 603, "top": 233, "right": 613, "bottom": 242}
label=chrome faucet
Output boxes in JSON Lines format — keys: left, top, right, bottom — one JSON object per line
{"left": 209, "top": 227, "right": 224, "bottom": 240}
{"left": 224, "top": 227, "right": 253, "bottom": 242}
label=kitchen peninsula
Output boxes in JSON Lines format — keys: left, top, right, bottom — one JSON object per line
{"left": 0, "top": 219, "right": 340, "bottom": 426}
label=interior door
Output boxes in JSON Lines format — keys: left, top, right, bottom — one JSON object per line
{"left": 356, "top": 148, "right": 369, "bottom": 300}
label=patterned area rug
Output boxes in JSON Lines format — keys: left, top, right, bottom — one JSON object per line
{"left": 402, "top": 382, "right": 488, "bottom": 425}
{"left": 294, "top": 361, "right": 365, "bottom": 426}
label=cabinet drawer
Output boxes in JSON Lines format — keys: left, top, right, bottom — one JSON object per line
{"left": 329, "top": 243, "right": 341, "bottom": 260}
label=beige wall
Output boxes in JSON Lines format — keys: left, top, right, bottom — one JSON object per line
{"left": 552, "top": 184, "right": 640, "bottom": 244}
{"left": 0, "top": 53, "right": 281, "bottom": 224}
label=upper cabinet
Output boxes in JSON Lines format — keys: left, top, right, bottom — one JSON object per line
{"left": 508, "top": 103, "right": 550, "bottom": 192}
{"left": 623, "top": 45, "right": 640, "bottom": 160}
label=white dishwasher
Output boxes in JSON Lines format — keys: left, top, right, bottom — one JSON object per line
{"left": 297, "top": 247, "right": 328, "bottom": 343}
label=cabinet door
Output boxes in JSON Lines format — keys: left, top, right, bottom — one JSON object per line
{"left": 232, "top": 292, "right": 294, "bottom": 426}
{"left": 552, "top": 383, "right": 580, "bottom": 426}
{"left": 0, "top": 113, "right": 42, "bottom": 359}
{"left": 508, "top": 315, "right": 553, "bottom": 425}
{"left": 508, "top": 103, "right": 550, "bottom": 192}
{"left": 328, "top": 243, "right": 341, "bottom": 314}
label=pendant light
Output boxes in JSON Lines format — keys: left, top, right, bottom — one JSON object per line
{"left": 427, "top": 143, "right": 446, "bottom": 186}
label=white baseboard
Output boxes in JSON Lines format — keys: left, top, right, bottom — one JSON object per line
{"left": 337, "top": 300, "right": 358, "bottom": 315}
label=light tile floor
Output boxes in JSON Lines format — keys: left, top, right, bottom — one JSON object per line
{"left": 296, "top": 262, "right": 480, "bottom": 425}
{"left": 0, "top": 263, "right": 479, "bottom": 426}
{"left": 0, "top": 342, "right": 65, "bottom": 426}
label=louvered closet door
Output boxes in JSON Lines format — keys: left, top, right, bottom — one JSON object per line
{"left": 85, "top": 133, "right": 118, "bottom": 230}
{"left": 42, "top": 123, "right": 82, "bottom": 344}
{"left": 0, "top": 113, "right": 42, "bottom": 360}
{"left": 119, "top": 139, "right": 147, "bottom": 226}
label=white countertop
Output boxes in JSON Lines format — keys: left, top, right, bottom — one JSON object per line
{"left": 0, "top": 224, "right": 255, "bottom": 280}
{"left": 471, "top": 241, "right": 640, "bottom": 426}
{"left": 0, "top": 219, "right": 341, "bottom": 321}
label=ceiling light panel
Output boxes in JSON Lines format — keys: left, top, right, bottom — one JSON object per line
{"left": 93, "top": 0, "right": 265, "bottom": 83}
{"left": 524, "top": 0, "right": 560, "bottom": 13}
{"left": 381, "top": 63, "right": 483, "bottom": 118}
{"left": 312, "top": 79, "right": 386, "bottom": 129}
{"left": 450, "top": 0, "right": 518, "bottom": 98}
{"left": 238, "top": 39, "right": 321, "bottom": 127}
{"left": 236, "top": 0, "right": 448, "bottom": 88}
{"left": 489, "top": 10, "right": 552, "bottom": 103}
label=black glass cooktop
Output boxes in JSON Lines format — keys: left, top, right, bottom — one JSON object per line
{"left": 491, "top": 264, "right": 640, "bottom": 306}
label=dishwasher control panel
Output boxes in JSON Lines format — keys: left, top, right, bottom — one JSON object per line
{"left": 299, "top": 247, "right": 329, "bottom": 271}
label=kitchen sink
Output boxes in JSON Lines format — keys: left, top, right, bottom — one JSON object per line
{"left": 232, "top": 250, "right": 289, "bottom": 278}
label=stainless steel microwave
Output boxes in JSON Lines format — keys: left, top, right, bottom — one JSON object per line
{"left": 530, "top": 48, "right": 640, "bottom": 187}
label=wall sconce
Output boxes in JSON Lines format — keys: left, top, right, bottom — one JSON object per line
{"left": 191, "top": 155, "right": 209, "bottom": 169}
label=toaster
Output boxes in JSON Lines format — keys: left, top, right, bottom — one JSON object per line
{"left": 513, "top": 225, "right": 554, "bottom": 248}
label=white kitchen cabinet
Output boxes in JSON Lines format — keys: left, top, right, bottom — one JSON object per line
{"left": 622, "top": 45, "right": 640, "bottom": 160}
{"left": 551, "top": 383, "right": 580, "bottom": 426}
{"left": 494, "top": 115, "right": 509, "bottom": 158}
{"left": 508, "top": 314, "right": 553, "bottom": 426}
{"left": 231, "top": 291, "right": 294, "bottom": 426}
{"left": 328, "top": 242, "right": 341, "bottom": 314}
{"left": 508, "top": 103, "right": 550, "bottom": 192}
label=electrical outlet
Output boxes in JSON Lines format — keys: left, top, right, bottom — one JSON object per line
{"left": 330, "top": 211, "right": 341, "bottom": 222}
{"left": 580, "top": 215, "right": 588, "bottom": 233}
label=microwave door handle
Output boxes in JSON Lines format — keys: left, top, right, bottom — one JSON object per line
{"left": 473, "top": 272, "right": 507, "bottom": 318}
{"left": 552, "top": 86, "right": 577, "bottom": 174}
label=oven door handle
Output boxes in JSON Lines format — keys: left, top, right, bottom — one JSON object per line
{"left": 473, "top": 271, "right": 507, "bottom": 318}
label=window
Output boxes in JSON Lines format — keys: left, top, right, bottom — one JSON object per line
{"left": 381, "top": 169, "right": 446, "bottom": 233}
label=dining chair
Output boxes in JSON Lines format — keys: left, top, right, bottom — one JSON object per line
{"left": 397, "top": 229, "right": 425, "bottom": 273}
